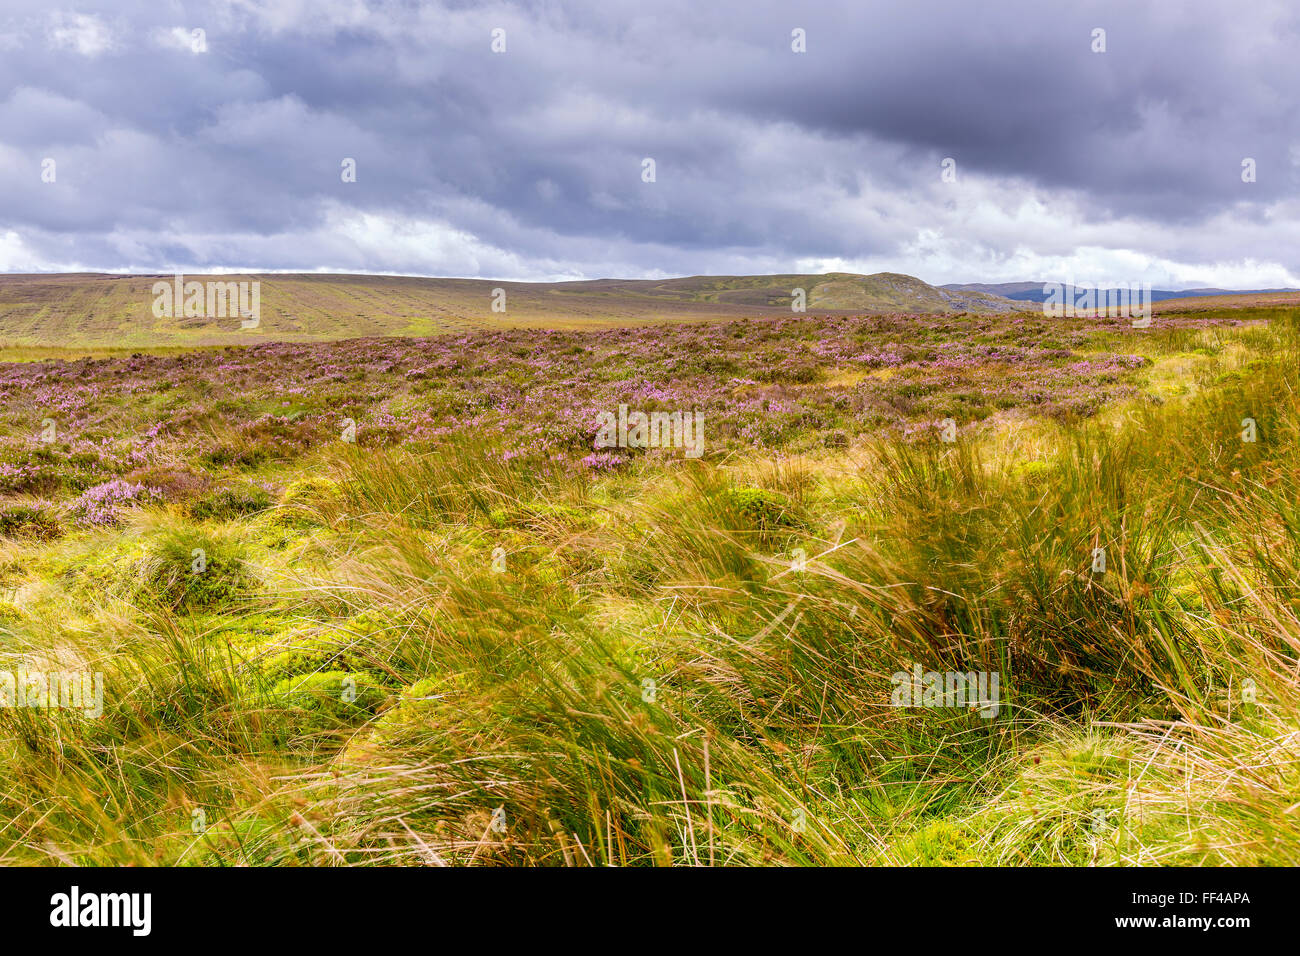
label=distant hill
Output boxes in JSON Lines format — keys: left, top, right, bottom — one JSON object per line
{"left": 809, "top": 272, "right": 1027, "bottom": 313}
{"left": 0, "top": 271, "right": 1028, "bottom": 348}
{"left": 944, "top": 281, "right": 1299, "bottom": 304}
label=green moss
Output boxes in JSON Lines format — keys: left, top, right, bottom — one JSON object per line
{"left": 1011, "top": 460, "right": 1053, "bottom": 485}
{"left": 1149, "top": 382, "right": 1190, "bottom": 399}
{"left": 340, "top": 609, "right": 398, "bottom": 640}
{"left": 254, "top": 635, "right": 367, "bottom": 686}
{"left": 264, "top": 670, "right": 386, "bottom": 741}
{"left": 140, "top": 527, "right": 254, "bottom": 612}
{"left": 372, "top": 675, "right": 450, "bottom": 740}
{"left": 269, "top": 475, "right": 338, "bottom": 527}
{"left": 892, "top": 817, "right": 990, "bottom": 865}
{"left": 207, "top": 613, "right": 297, "bottom": 649}
{"left": 724, "top": 486, "right": 800, "bottom": 530}
{"left": 487, "top": 501, "right": 590, "bottom": 533}
{"left": 282, "top": 475, "right": 338, "bottom": 506}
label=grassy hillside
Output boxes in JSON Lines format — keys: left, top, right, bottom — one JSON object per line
{"left": 0, "top": 271, "right": 1027, "bottom": 350}
{"left": 947, "top": 282, "right": 1299, "bottom": 305}
{"left": 813, "top": 272, "right": 1026, "bottom": 312}
{"left": 0, "top": 304, "right": 1296, "bottom": 865}
{"left": 1155, "top": 290, "right": 1300, "bottom": 311}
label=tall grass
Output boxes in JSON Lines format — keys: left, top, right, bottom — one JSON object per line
{"left": 0, "top": 316, "right": 1297, "bottom": 864}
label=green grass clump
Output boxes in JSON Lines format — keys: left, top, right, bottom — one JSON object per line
{"left": 723, "top": 486, "right": 801, "bottom": 531}
{"left": 188, "top": 484, "right": 273, "bottom": 521}
{"left": 140, "top": 526, "right": 255, "bottom": 612}
{"left": 0, "top": 500, "right": 62, "bottom": 539}
{"left": 264, "top": 670, "right": 387, "bottom": 745}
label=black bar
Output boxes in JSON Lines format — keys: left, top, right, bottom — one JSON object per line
{"left": 0, "top": 866, "right": 1271, "bottom": 943}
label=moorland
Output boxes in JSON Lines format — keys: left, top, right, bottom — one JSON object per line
{"left": 0, "top": 275, "right": 1296, "bottom": 866}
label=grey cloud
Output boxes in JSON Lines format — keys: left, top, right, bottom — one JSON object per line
{"left": 0, "top": 0, "right": 1295, "bottom": 285}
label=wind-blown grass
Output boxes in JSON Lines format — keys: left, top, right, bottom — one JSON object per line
{"left": 0, "top": 309, "right": 1296, "bottom": 865}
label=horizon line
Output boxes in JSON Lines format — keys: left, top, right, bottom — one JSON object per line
{"left": 0, "top": 269, "right": 1293, "bottom": 295}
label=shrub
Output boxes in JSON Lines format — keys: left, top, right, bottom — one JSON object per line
{"left": 188, "top": 484, "right": 273, "bottom": 521}
{"left": 140, "top": 527, "right": 254, "bottom": 611}
{"left": 0, "top": 501, "right": 62, "bottom": 539}
{"left": 724, "top": 486, "right": 800, "bottom": 531}
{"left": 71, "top": 479, "right": 161, "bottom": 526}
{"left": 124, "top": 465, "right": 211, "bottom": 502}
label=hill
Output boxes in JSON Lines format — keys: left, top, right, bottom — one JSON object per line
{"left": 944, "top": 281, "right": 1299, "bottom": 304}
{"left": 0, "top": 271, "right": 1026, "bottom": 349}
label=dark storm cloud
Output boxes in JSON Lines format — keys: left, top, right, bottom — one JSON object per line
{"left": 0, "top": 0, "right": 1295, "bottom": 285}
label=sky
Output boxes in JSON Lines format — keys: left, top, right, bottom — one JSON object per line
{"left": 1, "top": 0, "right": 1298, "bottom": 288}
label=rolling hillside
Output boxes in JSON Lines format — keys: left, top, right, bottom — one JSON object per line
{"left": 945, "top": 280, "right": 1299, "bottom": 304}
{"left": 0, "top": 271, "right": 1027, "bottom": 349}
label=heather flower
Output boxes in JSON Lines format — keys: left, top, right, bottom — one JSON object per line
{"left": 72, "top": 479, "right": 162, "bottom": 527}
{"left": 581, "top": 451, "right": 626, "bottom": 471}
